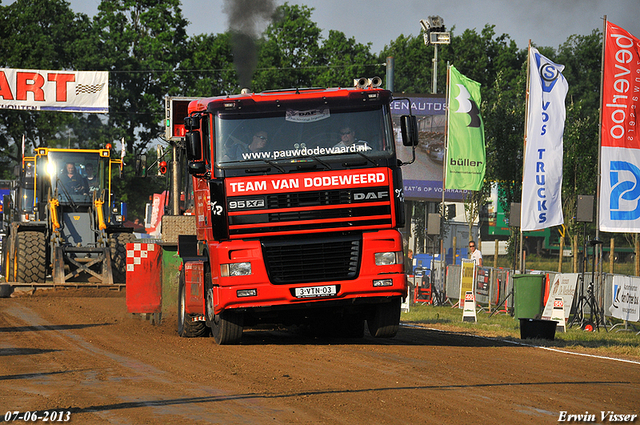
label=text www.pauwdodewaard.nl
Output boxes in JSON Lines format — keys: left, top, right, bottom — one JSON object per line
{"left": 239, "top": 143, "right": 372, "bottom": 160}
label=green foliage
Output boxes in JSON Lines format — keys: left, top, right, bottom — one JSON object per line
{"left": 178, "top": 32, "right": 237, "bottom": 96}
{"left": 315, "top": 30, "right": 380, "bottom": 88}
{"left": 0, "top": 0, "right": 92, "bottom": 156}
{"left": 253, "top": 3, "right": 323, "bottom": 91}
{"left": 92, "top": 0, "right": 189, "bottom": 153}
{"left": 0, "top": 1, "right": 610, "bottom": 239}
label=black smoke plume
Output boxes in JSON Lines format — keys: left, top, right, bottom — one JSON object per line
{"left": 222, "top": 0, "right": 277, "bottom": 90}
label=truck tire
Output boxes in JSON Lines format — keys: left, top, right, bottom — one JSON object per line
{"left": 211, "top": 309, "right": 244, "bottom": 345}
{"left": 177, "top": 268, "right": 208, "bottom": 338}
{"left": 109, "top": 233, "right": 135, "bottom": 283}
{"left": 367, "top": 297, "right": 401, "bottom": 338}
{"left": 15, "top": 231, "right": 46, "bottom": 284}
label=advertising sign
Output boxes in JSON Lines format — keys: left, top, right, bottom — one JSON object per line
{"left": 392, "top": 95, "right": 466, "bottom": 201}
{"left": 599, "top": 22, "right": 640, "bottom": 232}
{"left": 541, "top": 273, "right": 578, "bottom": 321}
{"left": 0, "top": 68, "right": 108, "bottom": 113}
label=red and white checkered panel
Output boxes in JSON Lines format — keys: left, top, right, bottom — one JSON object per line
{"left": 126, "top": 243, "right": 156, "bottom": 272}
{"left": 126, "top": 243, "right": 162, "bottom": 314}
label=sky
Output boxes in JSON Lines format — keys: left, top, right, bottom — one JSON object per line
{"left": 65, "top": 0, "right": 639, "bottom": 53}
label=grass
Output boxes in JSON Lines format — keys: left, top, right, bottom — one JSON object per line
{"left": 401, "top": 304, "right": 640, "bottom": 361}
{"left": 486, "top": 253, "right": 638, "bottom": 276}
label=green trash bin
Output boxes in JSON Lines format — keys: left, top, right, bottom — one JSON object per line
{"left": 513, "top": 274, "right": 545, "bottom": 319}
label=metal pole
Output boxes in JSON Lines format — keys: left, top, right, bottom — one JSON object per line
{"left": 386, "top": 56, "right": 394, "bottom": 92}
{"left": 172, "top": 143, "right": 180, "bottom": 215}
{"left": 432, "top": 45, "right": 438, "bottom": 94}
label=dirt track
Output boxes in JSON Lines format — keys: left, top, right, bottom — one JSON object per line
{"left": 1, "top": 290, "right": 639, "bottom": 424}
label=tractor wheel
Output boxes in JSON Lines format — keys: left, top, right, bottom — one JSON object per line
{"left": 177, "top": 268, "right": 208, "bottom": 338}
{"left": 367, "top": 297, "right": 401, "bottom": 338}
{"left": 109, "top": 232, "right": 135, "bottom": 283}
{"left": 15, "top": 232, "right": 46, "bottom": 284}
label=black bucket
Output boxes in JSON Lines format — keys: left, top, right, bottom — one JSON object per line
{"left": 519, "top": 318, "right": 557, "bottom": 341}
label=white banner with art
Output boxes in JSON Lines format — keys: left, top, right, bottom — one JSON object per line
{"left": 0, "top": 68, "right": 108, "bottom": 113}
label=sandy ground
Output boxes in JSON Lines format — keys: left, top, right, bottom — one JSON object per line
{"left": 0, "top": 289, "right": 638, "bottom": 424}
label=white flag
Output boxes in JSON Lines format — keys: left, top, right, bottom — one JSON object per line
{"left": 521, "top": 47, "right": 568, "bottom": 231}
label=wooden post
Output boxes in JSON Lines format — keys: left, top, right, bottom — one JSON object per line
{"left": 610, "top": 238, "right": 615, "bottom": 274}
{"left": 634, "top": 233, "right": 640, "bottom": 276}
{"left": 558, "top": 236, "right": 564, "bottom": 273}
{"left": 452, "top": 235, "right": 457, "bottom": 265}
{"left": 494, "top": 239, "right": 499, "bottom": 269}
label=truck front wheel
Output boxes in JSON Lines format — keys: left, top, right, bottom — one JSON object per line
{"left": 367, "top": 297, "right": 401, "bottom": 338}
{"left": 210, "top": 305, "right": 244, "bottom": 345}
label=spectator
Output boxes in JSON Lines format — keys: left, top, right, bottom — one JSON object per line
{"left": 469, "top": 240, "right": 482, "bottom": 267}
{"left": 404, "top": 249, "right": 414, "bottom": 275}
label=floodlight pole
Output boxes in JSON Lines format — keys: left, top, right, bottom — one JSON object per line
{"left": 432, "top": 44, "right": 438, "bottom": 94}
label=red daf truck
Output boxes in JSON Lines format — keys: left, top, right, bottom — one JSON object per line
{"left": 177, "top": 79, "right": 417, "bottom": 344}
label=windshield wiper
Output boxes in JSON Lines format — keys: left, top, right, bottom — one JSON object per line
{"left": 238, "top": 158, "right": 286, "bottom": 173}
{"left": 296, "top": 154, "right": 332, "bottom": 170}
{"left": 342, "top": 151, "right": 378, "bottom": 168}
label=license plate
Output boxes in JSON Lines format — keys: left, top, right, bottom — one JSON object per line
{"left": 294, "top": 285, "right": 337, "bottom": 298}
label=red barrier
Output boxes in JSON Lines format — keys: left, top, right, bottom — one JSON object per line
{"left": 125, "top": 243, "right": 162, "bottom": 313}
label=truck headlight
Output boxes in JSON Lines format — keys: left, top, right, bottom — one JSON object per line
{"left": 374, "top": 251, "right": 402, "bottom": 266}
{"left": 221, "top": 262, "right": 252, "bottom": 277}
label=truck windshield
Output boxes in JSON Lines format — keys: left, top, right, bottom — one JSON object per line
{"left": 43, "top": 152, "right": 104, "bottom": 204}
{"left": 214, "top": 103, "right": 394, "bottom": 166}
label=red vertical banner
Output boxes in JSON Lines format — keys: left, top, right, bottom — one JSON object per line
{"left": 146, "top": 191, "right": 167, "bottom": 238}
{"left": 599, "top": 21, "right": 640, "bottom": 232}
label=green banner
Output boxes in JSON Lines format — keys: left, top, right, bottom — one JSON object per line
{"left": 446, "top": 65, "right": 486, "bottom": 191}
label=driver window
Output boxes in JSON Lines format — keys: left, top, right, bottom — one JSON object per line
{"left": 201, "top": 115, "right": 211, "bottom": 169}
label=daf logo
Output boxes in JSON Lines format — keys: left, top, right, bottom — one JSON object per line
{"left": 353, "top": 191, "right": 389, "bottom": 201}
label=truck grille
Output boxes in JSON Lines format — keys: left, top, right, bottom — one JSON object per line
{"left": 228, "top": 187, "right": 392, "bottom": 237}
{"left": 262, "top": 234, "right": 361, "bottom": 284}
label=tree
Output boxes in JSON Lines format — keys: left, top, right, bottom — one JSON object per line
{"left": 0, "top": 0, "right": 95, "bottom": 165}
{"left": 377, "top": 34, "right": 432, "bottom": 93}
{"left": 92, "top": 0, "right": 189, "bottom": 153}
{"left": 178, "top": 32, "right": 237, "bottom": 97}
{"left": 253, "top": 3, "right": 322, "bottom": 91}
{"left": 315, "top": 30, "right": 378, "bottom": 88}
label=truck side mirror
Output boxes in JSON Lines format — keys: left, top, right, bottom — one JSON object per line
{"left": 186, "top": 131, "right": 202, "bottom": 161}
{"left": 188, "top": 161, "right": 207, "bottom": 175}
{"left": 184, "top": 115, "right": 200, "bottom": 131}
{"left": 400, "top": 115, "right": 419, "bottom": 146}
